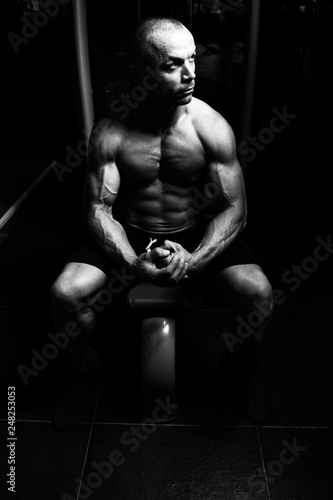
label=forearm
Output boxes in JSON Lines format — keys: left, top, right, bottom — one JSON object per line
{"left": 187, "top": 208, "right": 246, "bottom": 275}
{"left": 87, "top": 207, "right": 137, "bottom": 269}
{"left": 87, "top": 208, "right": 187, "bottom": 285}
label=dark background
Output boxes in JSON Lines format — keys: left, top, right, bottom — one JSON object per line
{"left": 1, "top": 2, "right": 333, "bottom": 499}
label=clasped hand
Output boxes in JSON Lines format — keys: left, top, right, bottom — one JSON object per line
{"left": 133, "top": 240, "right": 192, "bottom": 286}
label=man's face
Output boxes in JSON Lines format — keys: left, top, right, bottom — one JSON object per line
{"left": 145, "top": 28, "right": 196, "bottom": 106}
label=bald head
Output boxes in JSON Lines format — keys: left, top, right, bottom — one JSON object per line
{"left": 131, "top": 17, "right": 191, "bottom": 68}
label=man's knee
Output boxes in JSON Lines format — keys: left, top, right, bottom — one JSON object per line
{"left": 248, "top": 272, "right": 274, "bottom": 319}
{"left": 50, "top": 275, "right": 83, "bottom": 310}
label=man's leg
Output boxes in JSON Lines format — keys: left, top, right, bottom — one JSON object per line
{"left": 51, "top": 262, "right": 108, "bottom": 369}
{"left": 214, "top": 263, "right": 273, "bottom": 362}
{"left": 214, "top": 263, "right": 274, "bottom": 424}
{"left": 50, "top": 262, "right": 108, "bottom": 430}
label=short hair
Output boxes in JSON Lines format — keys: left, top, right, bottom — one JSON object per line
{"left": 130, "top": 17, "right": 187, "bottom": 67}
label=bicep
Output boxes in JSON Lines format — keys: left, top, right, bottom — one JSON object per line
{"left": 85, "top": 160, "right": 121, "bottom": 214}
{"left": 204, "top": 114, "right": 246, "bottom": 212}
{"left": 208, "top": 158, "right": 246, "bottom": 211}
{"left": 84, "top": 119, "right": 122, "bottom": 213}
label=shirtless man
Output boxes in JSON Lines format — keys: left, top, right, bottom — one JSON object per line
{"left": 51, "top": 17, "right": 273, "bottom": 431}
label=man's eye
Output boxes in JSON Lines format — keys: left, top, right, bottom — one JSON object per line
{"left": 165, "top": 63, "right": 178, "bottom": 70}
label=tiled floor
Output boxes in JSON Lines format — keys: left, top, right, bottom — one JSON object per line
{"left": 1, "top": 34, "right": 333, "bottom": 500}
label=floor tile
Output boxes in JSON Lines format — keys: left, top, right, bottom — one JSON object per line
{"left": 258, "top": 427, "right": 333, "bottom": 499}
{"left": 0, "top": 421, "right": 92, "bottom": 500}
{"left": 81, "top": 424, "right": 266, "bottom": 500}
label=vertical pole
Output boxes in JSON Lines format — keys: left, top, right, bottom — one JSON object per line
{"left": 239, "top": 0, "right": 261, "bottom": 174}
{"left": 137, "top": 0, "right": 142, "bottom": 22}
{"left": 189, "top": 0, "right": 193, "bottom": 31}
{"left": 72, "top": 0, "right": 94, "bottom": 139}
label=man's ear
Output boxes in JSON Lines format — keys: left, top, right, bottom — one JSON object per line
{"left": 128, "top": 64, "right": 142, "bottom": 84}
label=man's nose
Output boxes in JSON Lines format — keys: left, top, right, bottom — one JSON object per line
{"left": 182, "top": 61, "right": 196, "bottom": 82}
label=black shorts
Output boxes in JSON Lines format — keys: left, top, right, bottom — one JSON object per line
{"left": 66, "top": 222, "right": 258, "bottom": 295}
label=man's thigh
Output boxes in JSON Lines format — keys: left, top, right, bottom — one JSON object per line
{"left": 191, "top": 237, "right": 263, "bottom": 305}
{"left": 213, "top": 263, "right": 272, "bottom": 309}
{"left": 54, "top": 261, "right": 108, "bottom": 304}
{"left": 57, "top": 243, "right": 138, "bottom": 308}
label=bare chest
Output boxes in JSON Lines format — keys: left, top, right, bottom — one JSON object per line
{"left": 117, "top": 124, "right": 206, "bottom": 186}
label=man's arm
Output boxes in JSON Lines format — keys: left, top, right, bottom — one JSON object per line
{"left": 84, "top": 119, "right": 138, "bottom": 269}
{"left": 85, "top": 119, "right": 188, "bottom": 285}
{"left": 187, "top": 110, "right": 247, "bottom": 275}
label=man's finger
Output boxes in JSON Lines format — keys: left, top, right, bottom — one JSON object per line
{"left": 166, "top": 255, "right": 187, "bottom": 280}
{"left": 149, "top": 247, "right": 170, "bottom": 261}
{"left": 153, "top": 254, "right": 182, "bottom": 279}
{"left": 174, "top": 262, "right": 189, "bottom": 283}
{"left": 161, "top": 240, "right": 178, "bottom": 252}
{"left": 164, "top": 253, "right": 182, "bottom": 273}
{"left": 166, "top": 262, "right": 189, "bottom": 286}
{"left": 155, "top": 254, "right": 173, "bottom": 269}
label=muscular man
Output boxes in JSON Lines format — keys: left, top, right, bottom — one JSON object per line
{"left": 51, "top": 17, "right": 273, "bottom": 431}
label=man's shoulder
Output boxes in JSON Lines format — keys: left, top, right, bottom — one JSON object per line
{"left": 188, "top": 98, "right": 234, "bottom": 146}
{"left": 189, "top": 98, "right": 231, "bottom": 132}
{"left": 89, "top": 115, "right": 126, "bottom": 154}
{"left": 92, "top": 115, "right": 127, "bottom": 139}
{"left": 188, "top": 96, "right": 216, "bottom": 116}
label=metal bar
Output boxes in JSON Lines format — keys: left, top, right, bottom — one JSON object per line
{"left": 0, "top": 161, "right": 58, "bottom": 230}
{"left": 137, "top": 0, "right": 142, "bottom": 22}
{"left": 189, "top": 0, "right": 193, "bottom": 31}
{"left": 72, "top": 0, "right": 94, "bottom": 138}
{"left": 240, "top": 0, "right": 261, "bottom": 173}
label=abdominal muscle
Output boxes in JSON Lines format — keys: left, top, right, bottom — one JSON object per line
{"left": 115, "top": 177, "right": 205, "bottom": 234}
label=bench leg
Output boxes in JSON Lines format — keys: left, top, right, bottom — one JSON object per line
{"left": 141, "top": 317, "right": 177, "bottom": 420}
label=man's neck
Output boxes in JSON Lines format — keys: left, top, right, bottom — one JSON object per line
{"left": 133, "top": 100, "right": 185, "bottom": 133}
